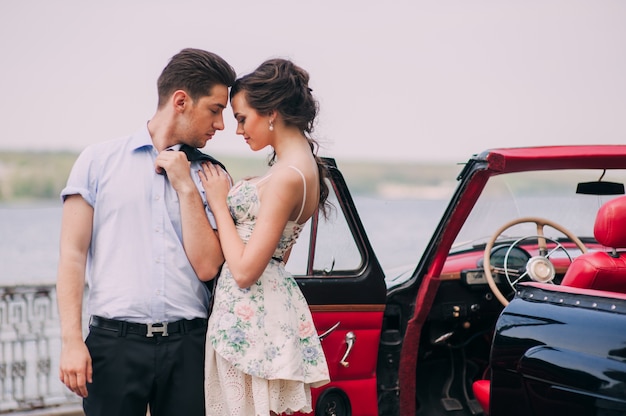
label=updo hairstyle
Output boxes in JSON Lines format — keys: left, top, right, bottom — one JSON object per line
{"left": 231, "top": 59, "right": 330, "bottom": 215}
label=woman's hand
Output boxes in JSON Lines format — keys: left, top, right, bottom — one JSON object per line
{"left": 198, "top": 162, "right": 231, "bottom": 209}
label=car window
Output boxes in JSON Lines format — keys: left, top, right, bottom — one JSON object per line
{"left": 286, "top": 179, "right": 362, "bottom": 276}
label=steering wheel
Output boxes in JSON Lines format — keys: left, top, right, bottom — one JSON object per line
{"left": 483, "top": 217, "right": 588, "bottom": 306}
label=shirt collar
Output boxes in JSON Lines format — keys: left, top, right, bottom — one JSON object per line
{"left": 129, "top": 123, "right": 183, "bottom": 153}
{"left": 129, "top": 122, "right": 154, "bottom": 152}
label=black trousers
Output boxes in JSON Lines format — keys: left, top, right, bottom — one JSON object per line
{"left": 83, "top": 319, "right": 207, "bottom": 416}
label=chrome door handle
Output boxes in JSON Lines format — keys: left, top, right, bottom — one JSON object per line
{"left": 339, "top": 331, "right": 356, "bottom": 367}
{"left": 318, "top": 321, "right": 341, "bottom": 341}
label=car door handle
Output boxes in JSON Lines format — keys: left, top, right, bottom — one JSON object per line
{"left": 340, "top": 331, "right": 356, "bottom": 367}
{"left": 318, "top": 321, "right": 341, "bottom": 341}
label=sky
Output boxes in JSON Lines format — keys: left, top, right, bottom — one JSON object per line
{"left": 1, "top": 0, "right": 625, "bottom": 163}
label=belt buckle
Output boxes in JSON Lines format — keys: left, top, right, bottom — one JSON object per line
{"left": 146, "top": 322, "right": 169, "bottom": 337}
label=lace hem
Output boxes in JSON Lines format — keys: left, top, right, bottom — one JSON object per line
{"left": 206, "top": 350, "right": 313, "bottom": 416}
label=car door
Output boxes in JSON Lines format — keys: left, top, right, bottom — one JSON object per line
{"left": 286, "top": 158, "right": 387, "bottom": 416}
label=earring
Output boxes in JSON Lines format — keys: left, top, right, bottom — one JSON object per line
{"left": 269, "top": 120, "right": 274, "bottom": 131}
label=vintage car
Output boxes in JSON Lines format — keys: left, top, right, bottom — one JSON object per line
{"left": 283, "top": 146, "right": 626, "bottom": 416}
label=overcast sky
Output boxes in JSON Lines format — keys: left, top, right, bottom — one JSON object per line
{"left": 1, "top": 0, "right": 625, "bottom": 162}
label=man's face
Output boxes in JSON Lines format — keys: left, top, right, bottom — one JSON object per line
{"left": 179, "top": 84, "right": 229, "bottom": 148}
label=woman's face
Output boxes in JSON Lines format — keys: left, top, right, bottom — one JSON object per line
{"left": 231, "top": 92, "right": 271, "bottom": 151}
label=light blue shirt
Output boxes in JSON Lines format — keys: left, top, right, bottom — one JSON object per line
{"left": 61, "top": 124, "right": 218, "bottom": 323}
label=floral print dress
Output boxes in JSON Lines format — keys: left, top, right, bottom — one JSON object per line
{"left": 204, "top": 167, "right": 330, "bottom": 416}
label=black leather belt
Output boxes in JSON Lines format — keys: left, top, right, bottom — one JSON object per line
{"left": 89, "top": 315, "right": 207, "bottom": 337}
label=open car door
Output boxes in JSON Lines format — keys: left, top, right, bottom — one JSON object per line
{"left": 286, "top": 158, "right": 387, "bottom": 416}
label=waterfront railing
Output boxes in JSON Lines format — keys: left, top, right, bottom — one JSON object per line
{"left": 0, "top": 285, "right": 82, "bottom": 415}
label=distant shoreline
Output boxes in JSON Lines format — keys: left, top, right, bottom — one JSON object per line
{"left": 0, "top": 150, "right": 463, "bottom": 202}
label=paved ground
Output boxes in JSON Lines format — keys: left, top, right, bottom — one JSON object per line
{"left": 9, "top": 405, "right": 83, "bottom": 416}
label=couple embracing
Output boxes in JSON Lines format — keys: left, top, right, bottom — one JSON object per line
{"left": 56, "top": 48, "right": 330, "bottom": 416}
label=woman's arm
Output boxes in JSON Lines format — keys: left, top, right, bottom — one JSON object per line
{"left": 200, "top": 164, "right": 301, "bottom": 288}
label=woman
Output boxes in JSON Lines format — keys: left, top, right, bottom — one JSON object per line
{"left": 199, "top": 59, "right": 331, "bottom": 415}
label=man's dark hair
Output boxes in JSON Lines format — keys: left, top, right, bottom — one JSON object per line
{"left": 157, "top": 48, "right": 236, "bottom": 107}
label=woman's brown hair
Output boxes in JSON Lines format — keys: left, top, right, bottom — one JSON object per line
{"left": 231, "top": 59, "right": 330, "bottom": 216}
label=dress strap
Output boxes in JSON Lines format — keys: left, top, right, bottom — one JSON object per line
{"left": 288, "top": 165, "right": 307, "bottom": 223}
{"left": 254, "top": 173, "right": 272, "bottom": 185}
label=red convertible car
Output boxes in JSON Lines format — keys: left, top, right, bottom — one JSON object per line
{"left": 285, "top": 146, "right": 626, "bottom": 416}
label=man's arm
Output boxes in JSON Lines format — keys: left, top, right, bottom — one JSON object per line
{"left": 177, "top": 183, "right": 225, "bottom": 281}
{"left": 56, "top": 194, "right": 93, "bottom": 398}
{"left": 156, "top": 151, "right": 224, "bottom": 281}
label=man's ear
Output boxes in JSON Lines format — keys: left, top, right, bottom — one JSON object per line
{"left": 172, "top": 90, "right": 189, "bottom": 113}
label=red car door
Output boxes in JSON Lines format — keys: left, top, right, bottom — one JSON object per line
{"left": 286, "top": 159, "right": 387, "bottom": 416}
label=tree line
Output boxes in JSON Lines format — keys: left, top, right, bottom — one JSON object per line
{"left": 0, "top": 151, "right": 460, "bottom": 202}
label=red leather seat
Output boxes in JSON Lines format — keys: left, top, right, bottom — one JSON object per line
{"left": 561, "top": 195, "right": 626, "bottom": 292}
{"left": 472, "top": 379, "right": 490, "bottom": 415}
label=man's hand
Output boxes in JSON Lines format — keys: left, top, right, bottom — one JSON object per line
{"left": 155, "top": 150, "right": 196, "bottom": 193}
{"left": 59, "top": 339, "right": 92, "bottom": 398}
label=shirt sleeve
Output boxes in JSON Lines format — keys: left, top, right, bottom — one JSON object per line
{"left": 60, "top": 146, "right": 97, "bottom": 207}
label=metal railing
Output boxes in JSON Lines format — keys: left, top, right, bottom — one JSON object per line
{"left": 0, "top": 285, "right": 82, "bottom": 415}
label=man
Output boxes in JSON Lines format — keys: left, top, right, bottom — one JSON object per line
{"left": 56, "top": 48, "right": 236, "bottom": 416}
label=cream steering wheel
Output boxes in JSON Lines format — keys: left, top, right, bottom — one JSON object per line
{"left": 483, "top": 217, "right": 588, "bottom": 306}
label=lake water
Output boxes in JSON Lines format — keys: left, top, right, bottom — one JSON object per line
{"left": 0, "top": 201, "right": 65, "bottom": 286}
{"left": 0, "top": 197, "right": 449, "bottom": 286}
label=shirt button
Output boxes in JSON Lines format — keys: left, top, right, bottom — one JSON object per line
{"left": 155, "top": 195, "right": 161, "bottom": 200}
